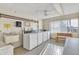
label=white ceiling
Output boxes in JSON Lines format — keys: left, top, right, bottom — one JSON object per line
{"left": 0, "top": 3, "right": 79, "bottom": 20}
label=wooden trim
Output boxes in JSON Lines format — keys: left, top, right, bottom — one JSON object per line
{"left": 0, "top": 13, "right": 38, "bottom": 23}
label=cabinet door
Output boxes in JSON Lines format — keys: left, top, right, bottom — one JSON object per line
{"left": 29, "top": 33, "right": 37, "bottom": 50}
{"left": 48, "top": 32, "right": 50, "bottom": 40}
{"left": 38, "top": 32, "right": 43, "bottom": 45}
{"left": 23, "top": 34, "right": 29, "bottom": 50}
{"left": 43, "top": 32, "right": 48, "bottom": 42}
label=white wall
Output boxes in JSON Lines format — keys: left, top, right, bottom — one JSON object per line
{"left": 42, "top": 20, "right": 49, "bottom": 30}
{"left": 0, "top": 17, "right": 24, "bottom": 48}
{"left": 0, "top": 18, "right": 24, "bottom": 33}
{"left": 38, "top": 20, "right": 43, "bottom": 30}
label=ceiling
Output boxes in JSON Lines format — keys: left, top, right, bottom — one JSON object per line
{"left": 0, "top": 3, "right": 79, "bottom": 20}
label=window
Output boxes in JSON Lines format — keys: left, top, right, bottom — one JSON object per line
{"left": 70, "top": 18, "right": 78, "bottom": 32}
{"left": 71, "top": 19, "right": 78, "bottom": 27}
{"left": 50, "top": 21, "right": 62, "bottom": 33}
{"left": 50, "top": 18, "right": 78, "bottom": 33}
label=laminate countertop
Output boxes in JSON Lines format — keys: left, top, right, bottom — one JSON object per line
{"left": 63, "top": 38, "right": 79, "bottom": 55}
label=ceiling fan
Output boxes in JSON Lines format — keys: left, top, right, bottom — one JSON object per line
{"left": 35, "top": 4, "right": 57, "bottom": 17}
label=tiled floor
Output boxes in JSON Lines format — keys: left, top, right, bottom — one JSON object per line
{"left": 40, "top": 43, "right": 64, "bottom": 55}
{"left": 63, "top": 38, "right": 79, "bottom": 55}
{"left": 14, "top": 39, "right": 64, "bottom": 55}
{"left": 14, "top": 47, "right": 29, "bottom": 55}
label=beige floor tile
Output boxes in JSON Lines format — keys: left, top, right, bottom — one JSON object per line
{"left": 14, "top": 47, "right": 29, "bottom": 55}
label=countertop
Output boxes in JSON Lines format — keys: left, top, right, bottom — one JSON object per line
{"left": 24, "top": 31, "right": 49, "bottom": 34}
